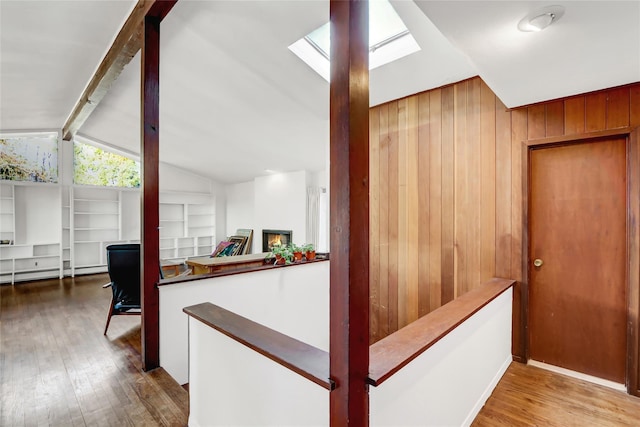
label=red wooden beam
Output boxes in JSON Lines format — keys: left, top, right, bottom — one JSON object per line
{"left": 329, "top": 0, "right": 370, "bottom": 425}
{"left": 141, "top": 13, "right": 161, "bottom": 372}
{"left": 140, "top": 0, "right": 177, "bottom": 373}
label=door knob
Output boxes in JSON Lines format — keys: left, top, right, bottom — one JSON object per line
{"left": 533, "top": 259, "right": 543, "bottom": 267}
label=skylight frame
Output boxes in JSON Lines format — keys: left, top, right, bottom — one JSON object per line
{"left": 288, "top": 0, "right": 421, "bottom": 82}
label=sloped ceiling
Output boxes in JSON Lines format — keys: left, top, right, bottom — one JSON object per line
{"left": 1, "top": 1, "right": 639, "bottom": 184}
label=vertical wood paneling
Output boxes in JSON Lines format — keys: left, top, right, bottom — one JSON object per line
{"left": 441, "top": 86, "right": 455, "bottom": 306}
{"left": 369, "top": 109, "right": 380, "bottom": 343}
{"left": 369, "top": 79, "right": 640, "bottom": 343}
{"left": 480, "top": 82, "right": 496, "bottom": 283}
{"left": 606, "top": 87, "right": 630, "bottom": 129}
{"left": 585, "top": 92, "right": 607, "bottom": 132}
{"left": 564, "top": 97, "right": 585, "bottom": 135}
{"left": 453, "top": 82, "right": 468, "bottom": 298}
{"left": 631, "top": 86, "right": 640, "bottom": 127}
{"left": 510, "top": 108, "right": 527, "bottom": 360}
{"left": 545, "top": 101, "right": 564, "bottom": 137}
{"left": 406, "top": 96, "right": 420, "bottom": 324}
{"left": 417, "top": 93, "right": 431, "bottom": 317}
{"left": 397, "top": 99, "right": 408, "bottom": 329}
{"left": 510, "top": 109, "right": 527, "bottom": 284}
{"left": 495, "top": 98, "right": 512, "bottom": 278}
{"left": 428, "top": 90, "right": 443, "bottom": 312}
{"left": 378, "top": 104, "right": 390, "bottom": 339}
{"left": 527, "top": 104, "right": 545, "bottom": 140}
{"left": 466, "top": 78, "right": 482, "bottom": 294}
{"left": 388, "top": 101, "right": 399, "bottom": 334}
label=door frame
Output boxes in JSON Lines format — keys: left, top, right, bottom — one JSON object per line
{"left": 520, "top": 127, "right": 640, "bottom": 396}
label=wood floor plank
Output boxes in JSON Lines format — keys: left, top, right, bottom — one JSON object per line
{"left": 473, "top": 363, "right": 640, "bottom": 427}
{"left": 0, "top": 274, "right": 188, "bottom": 427}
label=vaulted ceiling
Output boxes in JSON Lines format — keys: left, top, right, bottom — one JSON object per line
{"left": 1, "top": 1, "right": 638, "bottom": 184}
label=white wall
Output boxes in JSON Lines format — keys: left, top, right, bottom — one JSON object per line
{"left": 158, "top": 261, "right": 329, "bottom": 385}
{"left": 185, "top": 281, "right": 512, "bottom": 426}
{"left": 224, "top": 171, "right": 310, "bottom": 253}
{"left": 370, "top": 288, "right": 513, "bottom": 427}
{"left": 159, "top": 162, "right": 212, "bottom": 194}
{"left": 253, "top": 171, "right": 307, "bottom": 250}
{"left": 225, "top": 180, "right": 254, "bottom": 241}
{"left": 14, "top": 184, "right": 61, "bottom": 244}
{"left": 189, "top": 318, "right": 329, "bottom": 427}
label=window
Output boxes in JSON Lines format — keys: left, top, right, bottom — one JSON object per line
{"left": 288, "top": 0, "right": 420, "bottom": 81}
{"left": 0, "top": 133, "right": 58, "bottom": 183}
{"left": 74, "top": 140, "right": 140, "bottom": 188}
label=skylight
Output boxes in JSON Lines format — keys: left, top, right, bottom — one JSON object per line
{"left": 288, "top": 0, "right": 420, "bottom": 81}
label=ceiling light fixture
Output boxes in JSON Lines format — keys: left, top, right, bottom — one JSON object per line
{"left": 518, "top": 5, "right": 565, "bottom": 32}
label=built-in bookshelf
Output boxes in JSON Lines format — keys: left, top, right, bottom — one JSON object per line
{"left": 0, "top": 181, "right": 216, "bottom": 283}
{"left": 0, "top": 182, "right": 63, "bottom": 284}
{"left": 159, "top": 198, "right": 215, "bottom": 261}
{"left": 0, "top": 183, "right": 15, "bottom": 244}
{"left": 71, "top": 186, "right": 140, "bottom": 276}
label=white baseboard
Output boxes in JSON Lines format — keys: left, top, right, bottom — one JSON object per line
{"left": 528, "top": 359, "right": 626, "bottom": 392}
{"left": 462, "top": 354, "right": 512, "bottom": 427}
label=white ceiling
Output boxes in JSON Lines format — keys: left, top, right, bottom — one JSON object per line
{"left": 1, "top": 1, "right": 639, "bottom": 184}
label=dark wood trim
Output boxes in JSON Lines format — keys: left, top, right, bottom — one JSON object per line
{"left": 141, "top": 13, "right": 161, "bottom": 372}
{"left": 521, "top": 127, "right": 640, "bottom": 396}
{"left": 62, "top": 0, "right": 176, "bottom": 141}
{"left": 628, "top": 128, "right": 640, "bottom": 397}
{"left": 157, "top": 258, "right": 329, "bottom": 286}
{"left": 183, "top": 302, "right": 334, "bottom": 390}
{"left": 523, "top": 127, "right": 634, "bottom": 147}
{"left": 368, "top": 278, "right": 515, "bottom": 386}
{"left": 329, "top": 0, "right": 370, "bottom": 425}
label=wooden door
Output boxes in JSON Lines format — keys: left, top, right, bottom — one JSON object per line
{"left": 529, "top": 137, "right": 627, "bottom": 383}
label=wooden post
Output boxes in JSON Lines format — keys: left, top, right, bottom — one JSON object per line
{"left": 141, "top": 13, "right": 161, "bottom": 371}
{"left": 139, "top": 0, "right": 177, "bottom": 373}
{"left": 329, "top": 0, "right": 370, "bottom": 425}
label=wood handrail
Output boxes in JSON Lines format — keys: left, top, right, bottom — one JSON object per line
{"left": 158, "top": 257, "right": 329, "bottom": 286}
{"left": 183, "top": 302, "right": 334, "bottom": 390}
{"left": 368, "top": 277, "right": 516, "bottom": 386}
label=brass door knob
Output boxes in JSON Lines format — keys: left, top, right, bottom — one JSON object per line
{"left": 533, "top": 259, "right": 543, "bottom": 267}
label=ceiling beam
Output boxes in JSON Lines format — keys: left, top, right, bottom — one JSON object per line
{"left": 61, "top": 0, "right": 177, "bottom": 141}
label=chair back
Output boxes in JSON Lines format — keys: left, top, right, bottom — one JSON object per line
{"left": 106, "top": 244, "right": 141, "bottom": 306}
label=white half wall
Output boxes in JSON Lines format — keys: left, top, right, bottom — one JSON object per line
{"left": 158, "top": 261, "right": 330, "bottom": 385}
{"left": 370, "top": 288, "right": 513, "bottom": 427}
{"left": 188, "top": 318, "right": 329, "bottom": 427}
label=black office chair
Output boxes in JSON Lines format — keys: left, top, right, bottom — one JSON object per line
{"left": 103, "top": 244, "right": 141, "bottom": 335}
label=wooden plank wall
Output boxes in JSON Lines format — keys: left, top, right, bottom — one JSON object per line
{"left": 369, "top": 77, "right": 640, "bottom": 344}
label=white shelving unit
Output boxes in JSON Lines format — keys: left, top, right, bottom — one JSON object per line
{"left": 70, "top": 186, "right": 139, "bottom": 276}
{"left": 0, "top": 183, "right": 15, "bottom": 244}
{"left": 159, "top": 197, "right": 215, "bottom": 261}
{"left": 0, "top": 243, "right": 61, "bottom": 285}
{"left": 61, "top": 186, "right": 71, "bottom": 275}
{"left": 0, "top": 182, "right": 63, "bottom": 284}
{"left": 0, "top": 181, "right": 216, "bottom": 283}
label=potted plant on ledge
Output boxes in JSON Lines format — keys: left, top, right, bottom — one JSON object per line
{"left": 271, "top": 244, "right": 293, "bottom": 265}
{"left": 290, "top": 243, "right": 303, "bottom": 262}
{"left": 303, "top": 243, "right": 316, "bottom": 261}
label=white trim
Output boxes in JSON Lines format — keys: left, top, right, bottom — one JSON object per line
{"left": 463, "top": 354, "right": 512, "bottom": 427}
{"left": 528, "top": 360, "right": 626, "bottom": 392}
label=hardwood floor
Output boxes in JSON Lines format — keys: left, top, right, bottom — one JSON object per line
{"left": 473, "top": 362, "right": 640, "bottom": 427}
{"left": 0, "top": 274, "right": 188, "bottom": 426}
